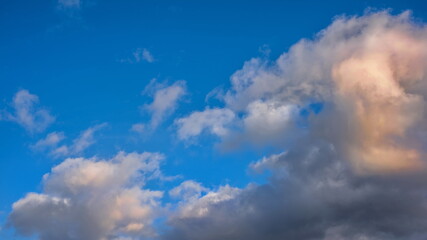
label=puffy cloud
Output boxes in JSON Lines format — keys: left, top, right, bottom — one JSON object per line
{"left": 169, "top": 182, "right": 240, "bottom": 219}
{"left": 3, "top": 90, "right": 55, "bottom": 134}
{"left": 169, "top": 180, "right": 208, "bottom": 201}
{"left": 175, "top": 108, "right": 235, "bottom": 140}
{"left": 8, "top": 151, "right": 165, "bottom": 240}
{"left": 142, "top": 80, "right": 187, "bottom": 129}
{"left": 243, "top": 100, "right": 297, "bottom": 144}
{"left": 162, "top": 10, "right": 427, "bottom": 240}
{"left": 216, "top": 10, "right": 427, "bottom": 174}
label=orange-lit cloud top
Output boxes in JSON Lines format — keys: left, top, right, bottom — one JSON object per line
{"left": 222, "top": 11, "right": 427, "bottom": 174}
{"left": 331, "top": 13, "right": 427, "bottom": 173}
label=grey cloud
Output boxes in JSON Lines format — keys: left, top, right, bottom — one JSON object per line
{"left": 163, "top": 10, "right": 427, "bottom": 240}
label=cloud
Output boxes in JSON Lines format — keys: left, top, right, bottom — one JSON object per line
{"left": 70, "top": 123, "right": 108, "bottom": 154}
{"left": 33, "top": 123, "right": 107, "bottom": 158}
{"left": 9, "top": 9, "right": 427, "bottom": 240}
{"left": 242, "top": 100, "right": 297, "bottom": 144}
{"left": 121, "top": 48, "right": 155, "bottom": 64}
{"left": 142, "top": 80, "right": 187, "bottom": 129}
{"left": 3, "top": 90, "right": 55, "bottom": 134}
{"left": 135, "top": 48, "right": 155, "bottom": 63}
{"left": 162, "top": 10, "right": 427, "bottom": 240}
{"left": 169, "top": 180, "right": 208, "bottom": 201}
{"left": 57, "top": 0, "right": 81, "bottom": 9}
{"left": 249, "top": 151, "right": 286, "bottom": 173}
{"left": 8, "top": 151, "right": 165, "bottom": 240}
{"left": 175, "top": 108, "right": 235, "bottom": 140}
{"left": 130, "top": 123, "right": 145, "bottom": 134}
{"left": 31, "top": 132, "right": 66, "bottom": 151}
{"left": 169, "top": 182, "right": 240, "bottom": 219}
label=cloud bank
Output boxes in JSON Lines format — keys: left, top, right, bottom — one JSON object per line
{"left": 166, "top": 10, "right": 427, "bottom": 240}
{"left": 9, "top": 10, "right": 427, "bottom": 240}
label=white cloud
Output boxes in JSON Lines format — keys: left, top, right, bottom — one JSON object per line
{"left": 143, "top": 80, "right": 186, "bottom": 129}
{"left": 169, "top": 180, "right": 208, "bottom": 201}
{"left": 33, "top": 123, "right": 107, "bottom": 158}
{"left": 249, "top": 151, "right": 287, "bottom": 173}
{"left": 171, "top": 184, "right": 241, "bottom": 219}
{"left": 31, "top": 132, "right": 65, "bottom": 151}
{"left": 243, "top": 100, "right": 297, "bottom": 144}
{"left": 175, "top": 108, "right": 235, "bottom": 140}
{"left": 9, "top": 151, "right": 165, "bottom": 240}
{"left": 130, "top": 123, "right": 145, "bottom": 134}
{"left": 70, "top": 123, "right": 107, "bottom": 154}
{"left": 3, "top": 90, "right": 55, "bottom": 134}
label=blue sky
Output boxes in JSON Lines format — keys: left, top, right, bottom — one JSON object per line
{"left": 2, "top": 1, "right": 427, "bottom": 240}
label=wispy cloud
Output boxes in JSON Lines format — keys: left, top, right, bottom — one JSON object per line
{"left": 32, "top": 123, "right": 107, "bottom": 158}
{"left": 175, "top": 108, "right": 235, "bottom": 141}
{"left": 2, "top": 90, "right": 55, "bottom": 134}
{"left": 31, "top": 132, "right": 65, "bottom": 151}
{"left": 120, "top": 48, "right": 155, "bottom": 64}
{"left": 57, "top": 0, "right": 81, "bottom": 10}
{"left": 140, "top": 79, "right": 187, "bottom": 130}
{"left": 130, "top": 123, "right": 145, "bottom": 134}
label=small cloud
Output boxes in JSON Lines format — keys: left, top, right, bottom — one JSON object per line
{"left": 2, "top": 90, "right": 55, "bottom": 134}
{"left": 142, "top": 80, "right": 187, "bottom": 130}
{"left": 71, "top": 123, "right": 107, "bottom": 154}
{"left": 140, "top": 48, "right": 154, "bottom": 63}
{"left": 57, "top": 0, "right": 81, "bottom": 10}
{"left": 31, "top": 132, "right": 65, "bottom": 151}
{"left": 131, "top": 123, "right": 145, "bottom": 134}
{"left": 32, "top": 123, "right": 107, "bottom": 158}
{"left": 120, "top": 48, "right": 155, "bottom": 64}
{"left": 258, "top": 44, "right": 271, "bottom": 56}
{"left": 175, "top": 108, "right": 235, "bottom": 141}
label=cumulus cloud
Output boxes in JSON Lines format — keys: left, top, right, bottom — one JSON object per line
{"left": 2, "top": 90, "right": 55, "bottom": 134}
{"left": 142, "top": 80, "right": 187, "bottom": 129}
{"left": 169, "top": 181, "right": 240, "bottom": 219}
{"left": 243, "top": 100, "right": 298, "bottom": 144}
{"left": 8, "top": 151, "right": 165, "bottom": 240}
{"left": 9, "top": 9, "right": 427, "bottom": 240}
{"left": 169, "top": 180, "right": 208, "bottom": 201}
{"left": 175, "top": 108, "right": 235, "bottom": 140}
{"left": 163, "top": 10, "right": 427, "bottom": 240}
